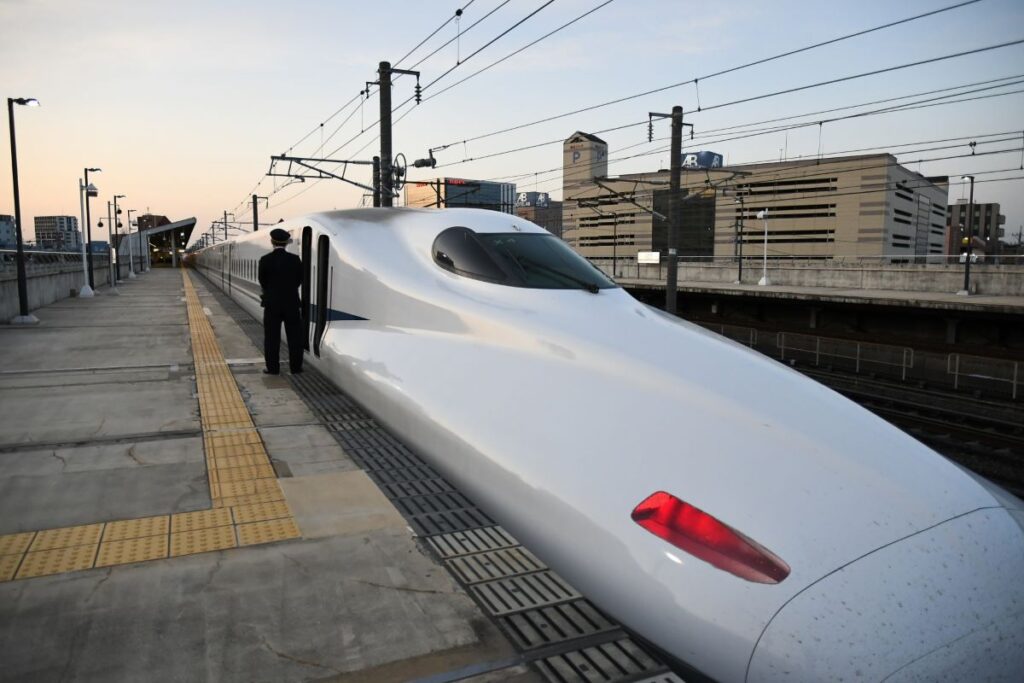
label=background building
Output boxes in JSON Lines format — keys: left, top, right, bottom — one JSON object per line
{"left": 133, "top": 214, "right": 195, "bottom": 265}
{"left": 562, "top": 132, "right": 949, "bottom": 264}
{"left": 405, "top": 178, "right": 516, "bottom": 214}
{"left": 514, "top": 191, "right": 563, "bottom": 237}
{"left": 946, "top": 200, "right": 1005, "bottom": 256}
{"left": 33, "top": 215, "right": 81, "bottom": 251}
{"left": 0, "top": 215, "right": 15, "bottom": 247}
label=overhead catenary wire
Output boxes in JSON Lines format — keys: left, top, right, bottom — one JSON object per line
{"left": 432, "top": 77, "right": 1024, "bottom": 171}
{"left": 448, "top": 82, "right": 1024, "bottom": 190}
{"left": 423, "top": 0, "right": 618, "bottom": 102}
{"left": 323, "top": 0, "right": 561, "bottom": 164}
{"left": 429, "top": 0, "right": 989, "bottom": 151}
{"left": 221, "top": 1, "right": 489, "bottom": 223}
{"left": 394, "top": 0, "right": 477, "bottom": 68}
{"left": 215, "top": 2, "right": 1007, "bottom": 245}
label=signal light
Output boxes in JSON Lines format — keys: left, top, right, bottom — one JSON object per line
{"left": 631, "top": 491, "right": 790, "bottom": 584}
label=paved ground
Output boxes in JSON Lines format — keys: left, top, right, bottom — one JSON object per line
{"left": 0, "top": 269, "right": 531, "bottom": 682}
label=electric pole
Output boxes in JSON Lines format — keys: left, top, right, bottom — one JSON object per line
{"left": 253, "top": 195, "right": 267, "bottom": 231}
{"left": 372, "top": 157, "right": 381, "bottom": 207}
{"left": 648, "top": 106, "right": 690, "bottom": 315}
{"left": 373, "top": 60, "right": 421, "bottom": 208}
{"left": 667, "top": 105, "right": 682, "bottom": 315}
{"left": 379, "top": 61, "right": 393, "bottom": 207}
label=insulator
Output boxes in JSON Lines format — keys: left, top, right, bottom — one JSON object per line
{"left": 647, "top": 120, "right": 653, "bottom": 143}
{"left": 415, "top": 83, "right": 422, "bottom": 105}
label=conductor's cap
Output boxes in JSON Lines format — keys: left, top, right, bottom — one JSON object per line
{"left": 270, "top": 228, "right": 291, "bottom": 245}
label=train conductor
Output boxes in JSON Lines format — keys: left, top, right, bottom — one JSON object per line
{"left": 258, "top": 228, "right": 304, "bottom": 375}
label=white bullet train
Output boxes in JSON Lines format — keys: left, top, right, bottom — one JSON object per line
{"left": 194, "top": 208, "right": 1024, "bottom": 682}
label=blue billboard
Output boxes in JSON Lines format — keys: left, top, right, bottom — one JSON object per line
{"left": 681, "top": 151, "right": 723, "bottom": 169}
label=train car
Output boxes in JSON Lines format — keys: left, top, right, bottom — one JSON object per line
{"left": 193, "top": 208, "right": 1024, "bottom": 682}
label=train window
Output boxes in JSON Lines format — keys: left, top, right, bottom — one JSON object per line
{"left": 432, "top": 227, "right": 507, "bottom": 283}
{"left": 432, "top": 227, "right": 616, "bottom": 291}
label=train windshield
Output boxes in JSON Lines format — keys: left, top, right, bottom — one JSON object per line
{"left": 433, "top": 227, "right": 616, "bottom": 292}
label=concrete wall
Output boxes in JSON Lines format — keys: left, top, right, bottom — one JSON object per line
{"left": 592, "top": 258, "right": 1024, "bottom": 296}
{"left": 0, "top": 254, "right": 111, "bottom": 320}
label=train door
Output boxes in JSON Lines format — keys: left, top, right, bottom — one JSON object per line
{"left": 311, "top": 234, "right": 331, "bottom": 358}
{"left": 300, "top": 227, "right": 312, "bottom": 350}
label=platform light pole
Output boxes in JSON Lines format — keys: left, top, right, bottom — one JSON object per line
{"left": 757, "top": 208, "right": 770, "bottom": 286}
{"left": 7, "top": 96, "right": 40, "bottom": 324}
{"left": 98, "top": 203, "right": 118, "bottom": 294}
{"left": 113, "top": 194, "right": 125, "bottom": 282}
{"left": 125, "top": 208, "right": 137, "bottom": 277}
{"left": 83, "top": 167, "right": 101, "bottom": 290}
{"left": 957, "top": 175, "right": 975, "bottom": 296}
{"left": 734, "top": 196, "right": 745, "bottom": 284}
{"left": 77, "top": 173, "right": 99, "bottom": 297}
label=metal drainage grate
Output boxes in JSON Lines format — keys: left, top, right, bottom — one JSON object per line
{"left": 501, "top": 599, "right": 619, "bottom": 651}
{"left": 197, "top": 273, "right": 682, "bottom": 683}
{"left": 471, "top": 571, "right": 581, "bottom": 617}
{"left": 535, "top": 638, "right": 684, "bottom": 683}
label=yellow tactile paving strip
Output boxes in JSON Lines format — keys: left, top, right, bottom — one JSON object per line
{"left": 0, "top": 271, "right": 300, "bottom": 582}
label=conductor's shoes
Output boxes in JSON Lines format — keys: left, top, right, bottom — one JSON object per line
{"left": 263, "top": 369, "right": 279, "bottom": 375}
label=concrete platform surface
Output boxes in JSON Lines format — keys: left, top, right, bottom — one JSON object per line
{"left": 620, "top": 278, "right": 1024, "bottom": 313}
{"left": 0, "top": 269, "right": 526, "bottom": 682}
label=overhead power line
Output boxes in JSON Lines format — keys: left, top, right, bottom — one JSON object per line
{"left": 435, "top": 80, "right": 1024, "bottom": 187}
{"left": 432, "top": 1, "right": 996, "bottom": 150}
{"left": 394, "top": 0, "right": 477, "bottom": 68}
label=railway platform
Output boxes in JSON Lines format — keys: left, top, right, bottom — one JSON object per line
{"left": 0, "top": 269, "right": 536, "bottom": 682}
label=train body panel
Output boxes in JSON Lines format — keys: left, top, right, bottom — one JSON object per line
{"left": 193, "top": 208, "right": 1024, "bottom": 682}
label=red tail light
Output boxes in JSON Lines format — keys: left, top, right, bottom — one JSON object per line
{"left": 631, "top": 491, "right": 790, "bottom": 584}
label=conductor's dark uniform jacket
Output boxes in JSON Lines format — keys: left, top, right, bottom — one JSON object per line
{"left": 258, "top": 246, "right": 304, "bottom": 374}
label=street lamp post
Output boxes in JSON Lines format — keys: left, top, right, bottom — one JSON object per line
{"left": 757, "top": 208, "right": 770, "bottom": 286}
{"left": 83, "top": 167, "right": 100, "bottom": 291}
{"left": 6, "top": 96, "right": 40, "bottom": 324}
{"left": 112, "top": 194, "right": 125, "bottom": 281}
{"left": 77, "top": 174, "right": 99, "bottom": 297}
{"left": 958, "top": 175, "right": 975, "bottom": 295}
{"left": 98, "top": 202, "right": 118, "bottom": 294}
{"left": 126, "top": 208, "right": 137, "bottom": 277}
{"left": 735, "top": 196, "right": 745, "bottom": 284}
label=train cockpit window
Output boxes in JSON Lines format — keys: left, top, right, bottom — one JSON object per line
{"left": 432, "top": 227, "right": 508, "bottom": 283}
{"left": 432, "top": 227, "right": 616, "bottom": 292}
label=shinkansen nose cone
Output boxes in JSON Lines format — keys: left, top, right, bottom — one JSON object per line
{"left": 747, "top": 507, "right": 1024, "bottom": 682}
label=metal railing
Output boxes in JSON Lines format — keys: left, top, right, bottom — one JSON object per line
{"left": 947, "top": 353, "right": 1019, "bottom": 400}
{"left": 0, "top": 249, "right": 98, "bottom": 278}
{"left": 775, "top": 331, "right": 915, "bottom": 380}
{"left": 697, "top": 320, "right": 1021, "bottom": 400}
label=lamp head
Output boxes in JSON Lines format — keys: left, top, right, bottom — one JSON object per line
{"left": 87, "top": 168, "right": 102, "bottom": 173}
{"left": 13, "top": 98, "right": 40, "bottom": 107}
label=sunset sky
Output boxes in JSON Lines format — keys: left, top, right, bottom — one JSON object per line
{"left": 2, "top": 0, "right": 1023, "bottom": 247}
